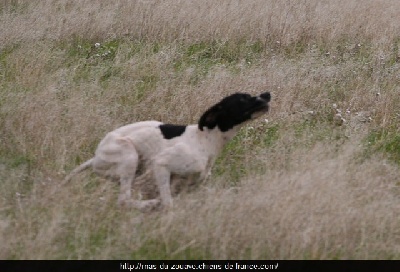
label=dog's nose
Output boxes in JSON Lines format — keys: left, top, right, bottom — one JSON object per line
{"left": 259, "top": 92, "right": 271, "bottom": 102}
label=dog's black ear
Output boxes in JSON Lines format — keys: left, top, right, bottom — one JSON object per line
{"left": 198, "top": 104, "right": 222, "bottom": 131}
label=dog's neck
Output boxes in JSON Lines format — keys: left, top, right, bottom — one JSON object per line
{"left": 195, "top": 125, "right": 240, "bottom": 154}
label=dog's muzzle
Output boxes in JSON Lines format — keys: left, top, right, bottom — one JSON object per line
{"left": 250, "top": 92, "right": 271, "bottom": 118}
{"left": 259, "top": 92, "right": 271, "bottom": 102}
{"left": 255, "top": 92, "right": 271, "bottom": 111}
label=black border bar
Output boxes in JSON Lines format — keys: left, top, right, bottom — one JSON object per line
{"left": 1, "top": 260, "right": 399, "bottom": 272}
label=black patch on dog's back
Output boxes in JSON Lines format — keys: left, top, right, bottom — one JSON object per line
{"left": 159, "top": 124, "right": 187, "bottom": 139}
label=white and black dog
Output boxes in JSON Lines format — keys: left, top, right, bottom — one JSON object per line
{"left": 64, "top": 92, "right": 271, "bottom": 211}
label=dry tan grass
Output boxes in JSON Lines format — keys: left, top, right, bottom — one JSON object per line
{"left": 1, "top": 0, "right": 400, "bottom": 259}
{"left": 163, "top": 143, "right": 400, "bottom": 259}
{"left": 2, "top": 0, "right": 400, "bottom": 48}
{"left": 1, "top": 141, "right": 399, "bottom": 259}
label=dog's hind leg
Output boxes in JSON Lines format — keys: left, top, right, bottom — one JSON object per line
{"left": 93, "top": 136, "right": 160, "bottom": 211}
{"left": 119, "top": 174, "right": 160, "bottom": 212}
{"left": 111, "top": 138, "right": 159, "bottom": 211}
{"left": 118, "top": 165, "right": 160, "bottom": 212}
{"left": 115, "top": 144, "right": 139, "bottom": 207}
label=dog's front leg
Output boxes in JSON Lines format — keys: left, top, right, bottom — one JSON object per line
{"left": 199, "top": 157, "right": 216, "bottom": 183}
{"left": 153, "top": 166, "right": 173, "bottom": 208}
{"left": 154, "top": 143, "right": 207, "bottom": 209}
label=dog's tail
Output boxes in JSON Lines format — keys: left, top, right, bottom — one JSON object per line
{"left": 63, "top": 158, "right": 94, "bottom": 184}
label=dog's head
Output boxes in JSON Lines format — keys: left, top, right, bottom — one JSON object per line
{"left": 198, "top": 92, "right": 271, "bottom": 132}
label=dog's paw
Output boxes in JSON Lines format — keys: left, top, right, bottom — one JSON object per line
{"left": 137, "top": 199, "right": 161, "bottom": 213}
{"left": 117, "top": 198, "right": 131, "bottom": 208}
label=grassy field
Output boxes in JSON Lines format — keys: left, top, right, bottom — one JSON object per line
{"left": 1, "top": 0, "right": 400, "bottom": 259}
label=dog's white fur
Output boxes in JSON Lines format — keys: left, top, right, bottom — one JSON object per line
{"left": 64, "top": 92, "right": 271, "bottom": 211}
